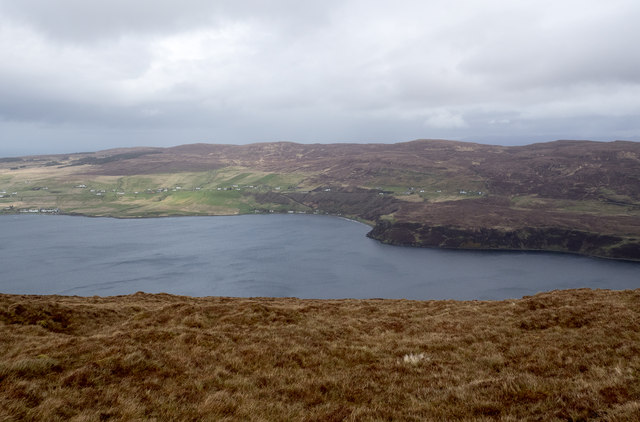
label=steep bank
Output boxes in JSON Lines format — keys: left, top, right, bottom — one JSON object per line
{"left": 367, "top": 221, "right": 640, "bottom": 261}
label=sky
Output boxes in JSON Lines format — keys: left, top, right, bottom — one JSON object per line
{"left": 1, "top": 0, "right": 639, "bottom": 156}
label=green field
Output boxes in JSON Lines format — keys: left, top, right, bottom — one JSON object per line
{"left": 0, "top": 169, "right": 320, "bottom": 217}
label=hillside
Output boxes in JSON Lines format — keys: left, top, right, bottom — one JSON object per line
{"left": 1, "top": 289, "right": 639, "bottom": 420}
{"left": 1, "top": 139, "right": 639, "bottom": 260}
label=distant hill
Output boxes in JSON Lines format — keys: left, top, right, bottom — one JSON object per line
{"left": 1, "top": 139, "right": 639, "bottom": 260}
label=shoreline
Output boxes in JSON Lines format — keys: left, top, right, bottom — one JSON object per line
{"left": 2, "top": 210, "right": 639, "bottom": 263}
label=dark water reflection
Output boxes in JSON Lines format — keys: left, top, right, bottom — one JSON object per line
{"left": 1, "top": 214, "right": 638, "bottom": 300}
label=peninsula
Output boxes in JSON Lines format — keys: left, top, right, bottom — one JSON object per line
{"left": 1, "top": 139, "right": 639, "bottom": 260}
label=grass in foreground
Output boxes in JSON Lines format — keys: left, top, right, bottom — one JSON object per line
{"left": 1, "top": 289, "right": 639, "bottom": 421}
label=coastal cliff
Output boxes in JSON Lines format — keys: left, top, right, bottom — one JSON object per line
{"left": 367, "top": 221, "right": 640, "bottom": 261}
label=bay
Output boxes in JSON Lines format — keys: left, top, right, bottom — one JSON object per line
{"left": 0, "top": 214, "right": 638, "bottom": 300}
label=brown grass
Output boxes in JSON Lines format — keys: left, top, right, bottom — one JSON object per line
{"left": 1, "top": 289, "right": 640, "bottom": 421}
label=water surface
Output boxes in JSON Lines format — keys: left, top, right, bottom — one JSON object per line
{"left": 1, "top": 214, "right": 638, "bottom": 300}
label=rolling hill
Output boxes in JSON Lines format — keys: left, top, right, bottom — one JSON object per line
{"left": 1, "top": 139, "right": 639, "bottom": 260}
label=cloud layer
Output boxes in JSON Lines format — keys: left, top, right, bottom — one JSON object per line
{"left": 1, "top": 0, "right": 639, "bottom": 154}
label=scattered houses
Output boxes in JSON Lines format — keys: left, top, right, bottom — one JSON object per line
{"left": 18, "top": 208, "right": 59, "bottom": 213}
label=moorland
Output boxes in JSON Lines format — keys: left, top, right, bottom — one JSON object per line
{"left": 1, "top": 289, "right": 639, "bottom": 421}
{"left": 1, "top": 139, "right": 639, "bottom": 260}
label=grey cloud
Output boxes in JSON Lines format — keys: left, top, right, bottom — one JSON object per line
{"left": 0, "top": 0, "right": 219, "bottom": 41}
{"left": 0, "top": 0, "right": 638, "bottom": 155}
{"left": 0, "top": 0, "right": 340, "bottom": 43}
{"left": 458, "top": 2, "right": 640, "bottom": 89}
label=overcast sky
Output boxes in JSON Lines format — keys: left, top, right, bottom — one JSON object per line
{"left": 1, "top": 0, "right": 639, "bottom": 155}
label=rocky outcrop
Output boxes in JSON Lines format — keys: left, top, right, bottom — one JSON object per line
{"left": 367, "top": 221, "right": 640, "bottom": 261}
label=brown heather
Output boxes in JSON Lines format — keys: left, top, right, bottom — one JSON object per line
{"left": 1, "top": 289, "right": 639, "bottom": 421}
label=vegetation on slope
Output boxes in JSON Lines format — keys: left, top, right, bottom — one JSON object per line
{"left": 1, "top": 289, "right": 639, "bottom": 421}
{"left": 1, "top": 140, "right": 639, "bottom": 259}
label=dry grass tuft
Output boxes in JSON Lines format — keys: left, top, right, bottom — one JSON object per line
{"left": 1, "top": 289, "right": 640, "bottom": 420}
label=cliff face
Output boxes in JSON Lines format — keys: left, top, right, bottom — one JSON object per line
{"left": 367, "top": 221, "right": 640, "bottom": 261}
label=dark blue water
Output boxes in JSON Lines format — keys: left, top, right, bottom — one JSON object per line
{"left": 0, "top": 214, "right": 638, "bottom": 300}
